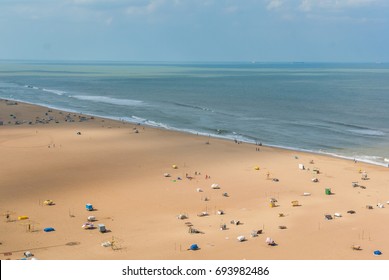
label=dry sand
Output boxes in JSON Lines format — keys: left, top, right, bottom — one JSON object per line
{"left": 1, "top": 99, "right": 389, "bottom": 260}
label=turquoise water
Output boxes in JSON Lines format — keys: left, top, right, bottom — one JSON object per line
{"left": 1, "top": 61, "right": 389, "bottom": 166}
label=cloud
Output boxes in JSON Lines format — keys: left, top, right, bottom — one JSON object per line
{"left": 125, "top": 0, "right": 165, "bottom": 16}
{"left": 299, "top": 0, "right": 382, "bottom": 12}
{"left": 224, "top": 5, "right": 238, "bottom": 14}
{"left": 267, "top": 0, "right": 284, "bottom": 10}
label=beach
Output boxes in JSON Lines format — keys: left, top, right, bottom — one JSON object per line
{"left": 1, "top": 99, "right": 389, "bottom": 260}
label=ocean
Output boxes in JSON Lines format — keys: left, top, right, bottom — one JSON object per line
{"left": 1, "top": 60, "right": 389, "bottom": 166}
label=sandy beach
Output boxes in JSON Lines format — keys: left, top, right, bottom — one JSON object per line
{"left": 1, "top": 99, "right": 389, "bottom": 260}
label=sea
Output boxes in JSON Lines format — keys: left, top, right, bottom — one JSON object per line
{"left": 1, "top": 60, "right": 389, "bottom": 166}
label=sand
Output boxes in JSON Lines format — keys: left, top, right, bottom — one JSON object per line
{"left": 1, "top": 99, "right": 389, "bottom": 260}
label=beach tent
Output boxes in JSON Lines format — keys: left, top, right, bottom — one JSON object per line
{"left": 254, "top": 166, "right": 260, "bottom": 170}
{"left": 43, "top": 200, "right": 54, "bottom": 206}
{"left": 18, "top": 216, "right": 29, "bottom": 220}
{"left": 298, "top": 164, "right": 305, "bottom": 170}
{"left": 172, "top": 165, "right": 178, "bottom": 169}
{"left": 24, "top": 251, "right": 33, "bottom": 258}
{"left": 82, "top": 222, "right": 94, "bottom": 229}
{"left": 291, "top": 200, "right": 299, "bottom": 207}
{"left": 86, "top": 203, "right": 93, "bottom": 211}
{"left": 211, "top": 183, "right": 220, "bottom": 189}
{"left": 237, "top": 235, "right": 246, "bottom": 242}
{"left": 325, "top": 188, "right": 332, "bottom": 195}
{"left": 189, "top": 244, "right": 199, "bottom": 251}
{"left": 270, "top": 198, "right": 277, "bottom": 208}
{"left": 266, "top": 237, "right": 276, "bottom": 246}
{"left": 177, "top": 214, "right": 187, "bottom": 220}
{"left": 98, "top": 224, "right": 106, "bottom": 233}
{"left": 87, "top": 216, "right": 96, "bottom": 222}
{"left": 43, "top": 227, "right": 55, "bottom": 232}
{"left": 374, "top": 250, "right": 382, "bottom": 256}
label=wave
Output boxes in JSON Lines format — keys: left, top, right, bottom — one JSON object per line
{"left": 42, "top": 88, "right": 67, "bottom": 96}
{"left": 348, "top": 129, "right": 385, "bottom": 136}
{"left": 72, "top": 95, "right": 145, "bottom": 106}
{"left": 171, "top": 102, "right": 214, "bottom": 112}
{"left": 24, "top": 85, "right": 67, "bottom": 96}
{"left": 326, "top": 120, "right": 383, "bottom": 132}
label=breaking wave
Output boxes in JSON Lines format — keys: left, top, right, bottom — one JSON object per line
{"left": 72, "top": 95, "right": 145, "bottom": 106}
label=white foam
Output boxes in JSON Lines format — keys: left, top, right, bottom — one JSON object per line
{"left": 72, "top": 95, "right": 144, "bottom": 106}
{"left": 348, "top": 129, "right": 385, "bottom": 136}
{"left": 42, "top": 88, "right": 67, "bottom": 96}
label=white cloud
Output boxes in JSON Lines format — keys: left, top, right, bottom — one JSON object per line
{"left": 267, "top": 0, "right": 283, "bottom": 10}
{"left": 299, "top": 0, "right": 381, "bottom": 12}
{"left": 125, "top": 0, "right": 165, "bottom": 16}
{"left": 224, "top": 5, "right": 238, "bottom": 14}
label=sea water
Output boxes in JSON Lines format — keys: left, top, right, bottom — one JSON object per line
{"left": 1, "top": 61, "right": 389, "bottom": 166}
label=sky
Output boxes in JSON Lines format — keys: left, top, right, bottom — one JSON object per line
{"left": 0, "top": 0, "right": 388, "bottom": 62}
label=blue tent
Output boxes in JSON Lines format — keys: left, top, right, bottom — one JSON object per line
{"left": 374, "top": 250, "right": 382, "bottom": 256}
{"left": 44, "top": 227, "right": 55, "bottom": 232}
{"left": 189, "top": 244, "right": 199, "bottom": 251}
{"left": 86, "top": 204, "right": 93, "bottom": 211}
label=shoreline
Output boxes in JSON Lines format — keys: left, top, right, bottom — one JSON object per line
{"left": 1, "top": 99, "right": 389, "bottom": 260}
{"left": 1, "top": 97, "right": 388, "bottom": 168}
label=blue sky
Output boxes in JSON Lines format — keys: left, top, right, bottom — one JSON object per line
{"left": 0, "top": 0, "right": 388, "bottom": 62}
